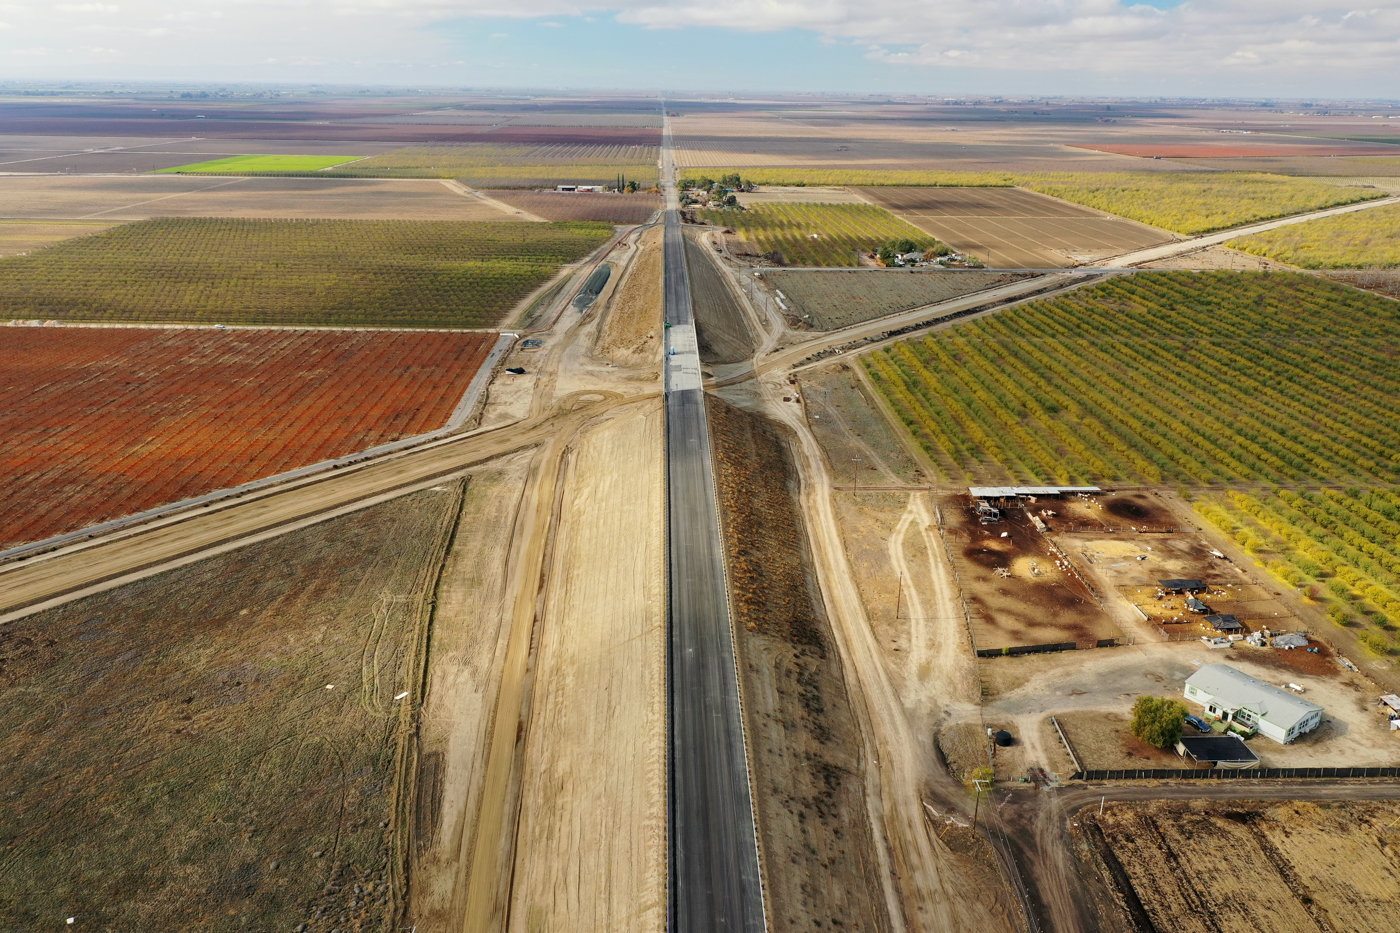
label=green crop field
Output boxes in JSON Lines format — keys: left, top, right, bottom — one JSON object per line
{"left": 696, "top": 203, "right": 939, "bottom": 267}
{"left": 1196, "top": 489, "right": 1400, "bottom": 655}
{"left": 157, "top": 154, "right": 365, "bottom": 174}
{"left": 682, "top": 168, "right": 1380, "bottom": 235}
{"left": 1226, "top": 202, "right": 1400, "bottom": 268}
{"left": 321, "top": 143, "right": 659, "bottom": 187}
{"left": 0, "top": 217, "right": 613, "bottom": 328}
{"left": 864, "top": 272, "right": 1400, "bottom": 485}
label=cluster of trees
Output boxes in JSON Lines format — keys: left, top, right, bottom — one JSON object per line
{"left": 1130, "top": 696, "right": 1188, "bottom": 749}
{"left": 680, "top": 173, "right": 755, "bottom": 208}
{"left": 875, "top": 237, "right": 952, "bottom": 264}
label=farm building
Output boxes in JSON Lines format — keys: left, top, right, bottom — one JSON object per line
{"left": 969, "top": 486, "right": 1101, "bottom": 500}
{"left": 1159, "top": 578, "right": 1204, "bottom": 594}
{"left": 1175, "top": 734, "right": 1259, "bottom": 769}
{"left": 1184, "top": 664, "right": 1324, "bottom": 744}
{"left": 1205, "top": 613, "right": 1243, "bottom": 633}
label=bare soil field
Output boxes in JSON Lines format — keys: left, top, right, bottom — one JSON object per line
{"left": 1325, "top": 269, "right": 1400, "bottom": 299}
{"left": 508, "top": 402, "right": 667, "bottom": 933}
{"left": 761, "top": 268, "right": 1036, "bottom": 330}
{"left": 0, "top": 135, "right": 399, "bottom": 174}
{"left": 796, "top": 365, "right": 927, "bottom": 485}
{"left": 1079, "top": 799, "right": 1400, "bottom": 933}
{"left": 859, "top": 186, "right": 1172, "bottom": 268}
{"left": 597, "top": 226, "right": 663, "bottom": 369}
{"left": 685, "top": 233, "right": 756, "bottom": 365}
{"left": 942, "top": 495, "right": 1123, "bottom": 651}
{"left": 0, "top": 487, "right": 460, "bottom": 931}
{"left": 0, "top": 327, "right": 494, "bottom": 549}
{"left": 708, "top": 396, "right": 892, "bottom": 933}
{"left": 1054, "top": 710, "right": 1196, "bottom": 770}
{"left": 0, "top": 175, "right": 516, "bottom": 222}
{"left": 0, "top": 221, "right": 114, "bottom": 256}
{"left": 737, "top": 186, "right": 874, "bottom": 205}
{"left": 485, "top": 190, "right": 660, "bottom": 223}
{"left": 1138, "top": 244, "right": 1294, "bottom": 270}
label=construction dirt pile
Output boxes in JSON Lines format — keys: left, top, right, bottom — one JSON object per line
{"left": 707, "top": 395, "right": 893, "bottom": 933}
{"left": 596, "top": 226, "right": 662, "bottom": 368}
{"left": 1077, "top": 798, "right": 1400, "bottom": 933}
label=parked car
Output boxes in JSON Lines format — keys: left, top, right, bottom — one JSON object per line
{"left": 1185, "top": 715, "right": 1211, "bottom": 734}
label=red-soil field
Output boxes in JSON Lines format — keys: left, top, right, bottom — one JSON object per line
{"left": 0, "top": 327, "right": 495, "bottom": 550}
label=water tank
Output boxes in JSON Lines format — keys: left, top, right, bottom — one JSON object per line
{"left": 994, "top": 730, "right": 1014, "bottom": 747}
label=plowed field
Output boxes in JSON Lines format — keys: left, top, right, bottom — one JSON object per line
{"left": 0, "top": 327, "right": 495, "bottom": 549}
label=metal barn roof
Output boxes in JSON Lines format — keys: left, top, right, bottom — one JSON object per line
{"left": 1176, "top": 735, "right": 1259, "bottom": 766}
{"left": 1206, "top": 614, "right": 1243, "bottom": 631}
{"left": 1159, "top": 578, "right": 1204, "bottom": 591}
{"left": 1185, "top": 664, "right": 1323, "bottom": 731}
{"left": 967, "top": 486, "right": 1101, "bottom": 498}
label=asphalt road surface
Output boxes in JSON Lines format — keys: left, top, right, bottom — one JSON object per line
{"left": 663, "top": 174, "right": 767, "bottom": 930}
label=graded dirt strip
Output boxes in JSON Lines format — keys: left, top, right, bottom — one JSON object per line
{"left": 508, "top": 401, "right": 667, "bottom": 933}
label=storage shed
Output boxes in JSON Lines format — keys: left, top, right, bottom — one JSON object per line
{"left": 1159, "top": 578, "right": 1204, "bottom": 594}
{"left": 1184, "top": 664, "right": 1324, "bottom": 744}
{"left": 1206, "top": 613, "right": 1243, "bottom": 633}
{"left": 1175, "top": 735, "right": 1260, "bottom": 769}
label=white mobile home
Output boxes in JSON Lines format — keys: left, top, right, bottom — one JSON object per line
{"left": 1183, "top": 664, "right": 1324, "bottom": 744}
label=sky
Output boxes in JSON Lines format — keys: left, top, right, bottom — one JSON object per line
{"left": 1, "top": 1, "right": 1398, "bottom": 97}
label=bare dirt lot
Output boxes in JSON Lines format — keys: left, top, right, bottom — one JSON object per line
{"left": 761, "top": 268, "right": 1037, "bottom": 330}
{"left": 942, "top": 495, "right": 1123, "bottom": 651}
{"left": 1139, "top": 244, "right": 1295, "bottom": 271}
{"left": 0, "top": 221, "right": 115, "bottom": 256}
{"left": 708, "top": 396, "right": 892, "bottom": 933}
{"left": 797, "top": 364, "right": 927, "bottom": 486}
{"left": 858, "top": 186, "right": 1172, "bottom": 268}
{"left": 597, "top": 225, "right": 663, "bottom": 370}
{"left": 0, "top": 487, "right": 461, "bottom": 932}
{"left": 0, "top": 175, "right": 518, "bottom": 221}
{"left": 1079, "top": 799, "right": 1400, "bottom": 933}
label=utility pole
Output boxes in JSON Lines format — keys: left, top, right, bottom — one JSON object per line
{"left": 851, "top": 456, "right": 862, "bottom": 491}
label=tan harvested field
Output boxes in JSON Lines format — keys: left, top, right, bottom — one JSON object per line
{"left": 486, "top": 189, "right": 660, "bottom": 223}
{"left": 942, "top": 495, "right": 1123, "bottom": 651}
{"left": 0, "top": 175, "right": 518, "bottom": 221}
{"left": 0, "top": 221, "right": 115, "bottom": 255}
{"left": 1081, "top": 800, "right": 1400, "bottom": 933}
{"left": 708, "top": 396, "right": 893, "bottom": 933}
{"left": 737, "top": 186, "right": 875, "bottom": 205}
{"left": 762, "top": 268, "right": 1036, "bottom": 330}
{"left": 597, "top": 225, "right": 663, "bottom": 369}
{"left": 0, "top": 487, "right": 461, "bottom": 932}
{"left": 407, "top": 452, "right": 532, "bottom": 933}
{"left": 859, "top": 186, "right": 1173, "bottom": 268}
{"left": 507, "top": 400, "right": 667, "bottom": 933}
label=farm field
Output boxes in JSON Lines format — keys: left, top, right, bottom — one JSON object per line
{"left": 1081, "top": 800, "right": 1400, "bottom": 933}
{"left": 158, "top": 154, "right": 365, "bottom": 174}
{"left": 858, "top": 186, "right": 1172, "bottom": 268}
{"left": 0, "top": 217, "right": 612, "bottom": 327}
{"left": 863, "top": 272, "right": 1400, "bottom": 486}
{"left": 685, "top": 234, "right": 755, "bottom": 364}
{"left": 0, "top": 487, "right": 462, "bottom": 932}
{"left": 0, "top": 175, "right": 521, "bottom": 222}
{"left": 697, "top": 202, "right": 938, "bottom": 267}
{"left": 0, "top": 327, "right": 494, "bottom": 549}
{"left": 0, "top": 221, "right": 114, "bottom": 256}
{"left": 1227, "top": 201, "right": 1400, "bottom": 268}
{"left": 485, "top": 189, "right": 660, "bottom": 223}
{"left": 686, "top": 168, "right": 1380, "bottom": 235}
{"left": 1195, "top": 488, "right": 1400, "bottom": 657}
{"left": 762, "top": 269, "right": 1035, "bottom": 329}
{"left": 321, "top": 143, "right": 659, "bottom": 187}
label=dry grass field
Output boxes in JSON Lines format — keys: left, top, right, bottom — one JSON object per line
{"left": 0, "top": 221, "right": 115, "bottom": 256}
{"left": 321, "top": 143, "right": 659, "bottom": 187}
{"left": 0, "top": 175, "right": 516, "bottom": 222}
{"left": 708, "top": 396, "right": 893, "bottom": 933}
{"left": 0, "top": 488, "right": 461, "bottom": 932}
{"left": 1081, "top": 800, "right": 1400, "bottom": 933}
{"left": 763, "top": 269, "right": 1035, "bottom": 329}
{"left": 859, "top": 186, "right": 1171, "bottom": 267}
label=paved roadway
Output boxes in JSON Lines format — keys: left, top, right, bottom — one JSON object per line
{"left": 662, "top": 109, "right": 768, "bottom": 933}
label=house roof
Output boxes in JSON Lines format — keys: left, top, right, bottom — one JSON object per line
{"left": 1186, "top": 664, "right": 1323, "bottom": 730}
{"left": 968, "top": 486, "right": 1101, "bottom": 498}
{"left": 1177, "top": 735, "right": 1260, "bottom": 764}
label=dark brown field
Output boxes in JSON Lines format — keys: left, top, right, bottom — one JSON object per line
{"left": 486, "top": 190, "right": 660, "bottom": 223}
{"left": 859, "top": 186, "right": 1171, "bottom": 268}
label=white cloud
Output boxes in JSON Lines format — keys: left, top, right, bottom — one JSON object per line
{"left": 57, "top": 3, "right": 120, "bottom": 12}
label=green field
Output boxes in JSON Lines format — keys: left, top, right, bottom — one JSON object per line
{"left": 1197, "top": 489, "right": 1400, "bottom": 655}
{"left": 696, "top": 203, "right": 939, "bottom": 267}
{"left": 157, "top": 154, "right": 364, "bottom": 174}
{"left": 864, "top": 272, "right": 1400, "bottom": 485}
{"left": 683, "top": 168, "right": 1381, "bottom": 235}
{"left": 1227, "top": 202, "right": 1400, "bottom": 268}
{"left": 321, "top": 144, "right": 660, "bottom": 187}
{"left": 0, "top": 217, "right": 613, "bottom": 328}
{"left": 0, "top": 488, "right": 460, "bottom": 931}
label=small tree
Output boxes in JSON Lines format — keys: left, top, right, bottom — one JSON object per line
{"left": 1130, "top": 695, "right": 1187, "bottom": 749}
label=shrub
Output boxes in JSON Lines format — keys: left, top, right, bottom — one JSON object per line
{"left": 1358, "top": 630, "right": 1393, "bottom": 656}
{"left": 1130, "top": 696, "right": 1188, "bottom": 749}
